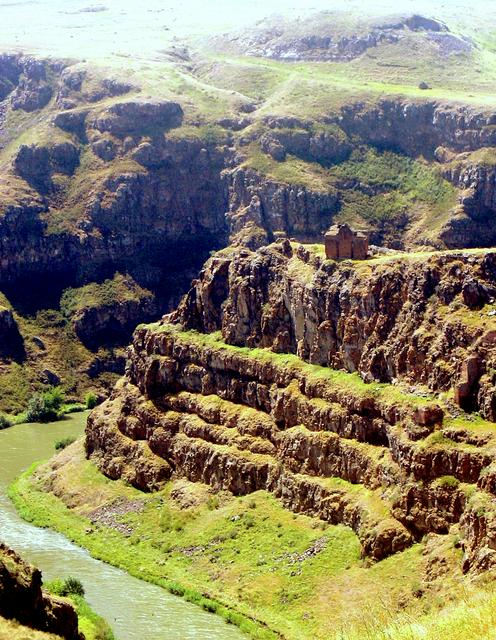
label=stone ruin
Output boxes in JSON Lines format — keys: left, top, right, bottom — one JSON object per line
{"left": 324, "top": 223, "right": 369, "bottom": 260}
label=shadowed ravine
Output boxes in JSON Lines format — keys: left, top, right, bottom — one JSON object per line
{"left": 0, "top": 413, "right": 245, "bottom": 640}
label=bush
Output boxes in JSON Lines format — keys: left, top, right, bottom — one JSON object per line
{"left": 85, "top": 392, "right": 98, "bottom": 410}
{"left": 46, "top": 576, "right": 85, "bottom": 597}
{"left": 26, "top": 387, "right": 65, "bottom": 423}
{"left": 0, "top": 414, "right": 12, "bottom": 430}
{"left": 60, "top": 577, "right": 85, "bottom": 597}
{"left": 55, "top": 436, "right": 76, "bottom": 451}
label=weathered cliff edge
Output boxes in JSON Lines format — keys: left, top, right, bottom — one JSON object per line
{"left": 0, "top": 542, "right": 80, "bottom": 639}
{"left": 86, "top": 323, "right": 496, "bottom": 569}
{"left": 3, "top": 54, "right": 496, "bottom": 404}
{"left": 173, "top": 241, "right": 496, "bottom": 418}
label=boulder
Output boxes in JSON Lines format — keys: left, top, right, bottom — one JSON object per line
{"left": 90, "top": 99, "right": 183, "bottom": 137}
{"left": 0, "top": 543, "right": 80, "bottom": 639}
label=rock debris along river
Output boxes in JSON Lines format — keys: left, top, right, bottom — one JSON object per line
{"left": 0, "top": 412, "right": 245, "bottom": 640}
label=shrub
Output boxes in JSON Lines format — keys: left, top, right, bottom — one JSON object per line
{"left": 46, "top": 576, "right": 85, "bottom": 597}
{"left": 0, "top": 414, "right": 12, "bottom": 430}
{"left": 55, "top": 436, "right": 76, "bottom": 451}
{"left": 85, "top": 392, "right": 99, "bottom": 410}
{"left": 60, "top": 577, "right": 85, "bottom": 597}
{"left": 436, "top": 475, "right": 460, "bottom": 489}
{"left": 206, "top": 495, "right": 219, "bottom": 510}
{"left": 26, "top": 387, "right": 64, "bottom": 423}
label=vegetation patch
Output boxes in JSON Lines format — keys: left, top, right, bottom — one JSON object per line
{"left": 60, "top": 273, "right": 154, "bottom": 318}
{"left": 10, "top": 442, "right": 496, "bottom": 640}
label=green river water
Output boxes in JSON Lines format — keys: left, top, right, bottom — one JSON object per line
{"left": 0, "top": 412, "right": 245, "bottom": 639}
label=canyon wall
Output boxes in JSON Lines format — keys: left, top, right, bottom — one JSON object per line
{"left": 172, "top": 241, "right": 496, "bottom": 418}
{"left": 86, "top": 243, "right": 496, "bottom": 572}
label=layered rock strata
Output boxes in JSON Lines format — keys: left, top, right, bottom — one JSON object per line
{"left": 86, "top": 318, "right": 496, "bottom": 570}
{"left": 173, "top": 241, "right": 496, "bottom": 418}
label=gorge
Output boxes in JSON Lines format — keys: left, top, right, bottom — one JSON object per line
{"left": 2, "top": 2, "right": 496, "bottom": 639}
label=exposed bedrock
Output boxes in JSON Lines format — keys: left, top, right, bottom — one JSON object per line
{"left": 86, "top": 323, "right": 496, "bottom": 569}
{"left": 0, "top": 53, "right": 58, "bottom": 113}
{"left": 0, "top": 135, "right": 230, "bottom": 313}
{"left": 172, "top": 241, "right": 496, "bottom": 418}
{"left": 0, "top": 543, "right": 80, "bottom": 639}
{"left": 337, "top": 99, "right": 496, "bottom": 158}
{"left": 225, "top": 167, "right": 339, "bottom": 246}
{"left": 69, "top": 292, "right": 158, "bottom": 350}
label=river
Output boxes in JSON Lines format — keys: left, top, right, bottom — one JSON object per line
{"left": 0, "top": 412, "right": 245, "bottom": 640}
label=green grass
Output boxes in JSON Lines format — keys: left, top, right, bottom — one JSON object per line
{"left": 60, "top": 273, "right": 154, "bottom": 317}
{"left": 243, "top": 144, "right": 335, "bottom": 193}
{"left": 333, "top": 147, "right": 457, "bottom": 218}
{"left": 71, "top": 595, "right": 115, "bottom": 640}
{"left": 10, "top": 442, "right": 496, "bottom": 640}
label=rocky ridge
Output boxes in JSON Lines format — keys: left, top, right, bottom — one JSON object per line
{"left": 0, "top": 542, "right": 80, "bottom": 639}
{"left": 211, "top": 13, "right": 464, "bottom": 62}
{"left": 86, "top": 243, "right": 496, "bottom": 571}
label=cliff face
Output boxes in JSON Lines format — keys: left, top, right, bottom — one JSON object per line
{"left": 173, "top": 241, "right": 496, "bottom": 419}
{"left": 0, "top": 136, "right": 230, "bottom": 312}
{"left": 225, "top": 167, "right": 339, "bottom": 246}
{"left": 86, "top": 318, "right": 496, "bottom": 571}
{"left": 0, "top": 543, "right": 80, "bottom": 639}
{"left": 337, "top": 99, "right": 496, "bottom": 158}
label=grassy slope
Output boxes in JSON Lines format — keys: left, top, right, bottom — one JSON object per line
{"left": 0, "top": 306, "right": 121, "bottom": 415}
{"left": 243, "top": 145, "right": 458, "bottom": 244}
{"left": 56, "top": 593, "right": 114, "bottom": 640}
{"left": 9, "top": 441, "right": 496, "bottom": 640}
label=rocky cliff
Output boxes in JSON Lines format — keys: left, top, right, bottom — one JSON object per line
{"left": 0, "top": 543, "right": 80, "bottom": 639}
{"left": 86, "top": 242, "right": 496, "bottom": 572}
{"left": 2, "top": 50, "right": 496, "bottom": 410}
{"left": 172, "top": 241, "right": 496, "bottom": 418}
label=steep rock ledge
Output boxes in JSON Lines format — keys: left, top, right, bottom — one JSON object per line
{"left": 0, "top": 543, "right": 80, "bottom": 639}
{"left": 86, "top": 323, "right": 496, "bottom": 570}
{"left": 172, "top": 241, "right": 496, "bottom": 418}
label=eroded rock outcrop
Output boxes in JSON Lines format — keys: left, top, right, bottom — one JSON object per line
{"left": 0, "top": 543, "right": 80, "bottom": 639}
{"left": 85, "top": 241, "right": 496, "bottom": 572}
{"left": 86, "top": 317, "right": 496, "bottom": 570}
{"left": 173, "top": 241, "right": 496, "bottom": 418}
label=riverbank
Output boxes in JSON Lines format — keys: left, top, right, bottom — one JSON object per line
{"left": 0, "top": 537, "right": 113, "bottom": 640}
{"left": 0, "top": 396, "right": 89, "bottom": 431}
{"left": 51, "top": 591, "right": 114, "bottom": 640}
{"left": 11, "top": 439, "right": 496, "bottom": 640}
{"left": 0, "top": 413, "right": 246, "bottom": 640}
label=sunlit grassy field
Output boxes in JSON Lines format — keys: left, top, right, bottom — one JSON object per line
{"left": 9, "top": 440, "right": 496, "bottom": 640}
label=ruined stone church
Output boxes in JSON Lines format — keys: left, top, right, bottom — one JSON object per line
{"left": 324, "top": 223, "right": 369, "bottom": 260}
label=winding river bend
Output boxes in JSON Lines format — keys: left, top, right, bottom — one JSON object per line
{"left": 0, "top": 412, "right": 245, "bottom": 640}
